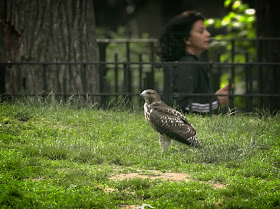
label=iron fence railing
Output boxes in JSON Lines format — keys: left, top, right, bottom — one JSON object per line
{"left": 1, "top": 61, "right": 280, "bottom": 114}
{"left": 1, "top": 38, "right": 280, "bottom": 114}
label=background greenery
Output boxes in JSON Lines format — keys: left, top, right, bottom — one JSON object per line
{"left": 0, "top": 96, "right": 279, "bottom": 208}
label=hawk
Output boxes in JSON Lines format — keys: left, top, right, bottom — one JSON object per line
{"left": 140, "top": 89, "right": 200, "bottom": 151}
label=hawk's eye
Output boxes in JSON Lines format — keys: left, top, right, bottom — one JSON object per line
{"left": 147, "top": 92, "right": 151, "bottom": 94}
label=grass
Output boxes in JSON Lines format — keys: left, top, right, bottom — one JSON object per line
{"left": 0, "top": 97, "right": 280, "bottom": 208}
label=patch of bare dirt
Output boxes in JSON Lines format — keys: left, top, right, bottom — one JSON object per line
{"left": 120, "top": 205, "right": 136, "bottom": 209}
{"left": 109, "top": 171, "right": 192, "bottom": 182}
{"left": 109, "top": 169, "right": 226, "bottom": 190}
{"left": 120, "top": 203, "right": 154, "bottom": 209}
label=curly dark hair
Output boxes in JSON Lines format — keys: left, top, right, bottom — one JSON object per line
{"left": 159, "top": 11, "right": 205, "bottom": 62}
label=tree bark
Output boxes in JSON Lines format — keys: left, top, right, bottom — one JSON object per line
{"left": 0, "top": 0, "right": 99, "bottom": 104}
{"left": 0, "top": 1, "right": 6, "bottom": 98}
{"left": 255, "top": 0, "right": 280, "bottom": 112}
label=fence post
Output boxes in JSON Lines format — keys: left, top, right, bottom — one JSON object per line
{"left": 229, "top": 78, "right": 234, "bottom": 112}
{"left": 216, "top": 52, "right": 222, "bottom": 90}
{"left": 114, "top": 53, "right": 119, "bottom": 93}
{"left": 245, "top": 53, "right": 253, "bottom": 112}
{"left": 229, "top": 39, "right": 235, "bottom": 111}
{"left": 209, "top": 62, "right": 213, "bottom": 115}
{"left": 125, "top": 42, "right": 132, "bottom": 101}
{"left": 149, "top": 42, "right": 155, "bottom": 89}
{"left": 272, "top": 51, "right": 279, "bottom": 115}
{"left": 138, "top": 54, "right": 143, "bottom": 91}
{"left": 257, "top": 39, "right": 263, "bottom": 110}
{"left": 138, "top": 54, "right": 143, "bottom": 105}
{"left": 269, "top": 75, "right": 274, "bottom": 114}
{"left": 231, "top": 39, "right": 235, "bottom": 87}
{"left": 42, "top": 64, "right": 47, "bottom": 94}
{"left": 81, "top": 64, "right": 88, "bottom": 102}
{"left": 63, "top": 66, "right": 67, "bottom": 102}
{"left": 123, "top": 63, "right": 131, "bottom": 102}
{"left": 248, "top": 64, "right": 253, "bottom": 112}
{"left": 270, "top": 52, "right": 278, "bottom": 115}
{"left": 0, "top": 63, "right": 6, "bottom": 100}
{"left": 98, "top": 42, "right": 107, "bottom": 106}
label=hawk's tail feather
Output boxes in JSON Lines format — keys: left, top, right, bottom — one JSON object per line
{"left": 189, "top": 136, "right": 201, "bottom": 148}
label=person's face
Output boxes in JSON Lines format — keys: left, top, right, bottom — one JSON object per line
{"left": 185, "top": 19, "right": 211, "bottom": 56}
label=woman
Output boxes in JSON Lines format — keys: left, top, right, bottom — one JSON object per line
{"left": 159, "top": 11, "right": 229, "bottom": 114}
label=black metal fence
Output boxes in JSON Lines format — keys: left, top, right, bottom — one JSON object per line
{"left": 1, "top": 38, "right": 280, "bottom": 114}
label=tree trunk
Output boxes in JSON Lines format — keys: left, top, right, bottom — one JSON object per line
{"left": 255, "top": 0, "right": 280, "bottom": 113}
{"left": 0, "top": 0, "right": 99, "bottom": 104}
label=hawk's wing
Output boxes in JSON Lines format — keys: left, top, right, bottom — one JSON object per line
{"left": 149, "top": 102, "right": 197, "bottom": 146}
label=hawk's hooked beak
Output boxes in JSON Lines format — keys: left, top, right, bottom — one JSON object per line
{"left": 140, "top": 91, "right": 146, "bottom": 97}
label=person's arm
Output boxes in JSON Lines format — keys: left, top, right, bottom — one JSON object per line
{"left": 215, "top": 84, "right": 230, "bottom": 105}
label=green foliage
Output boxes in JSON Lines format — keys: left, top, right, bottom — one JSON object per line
{"left": 205, "top": 0, "right": 256, "bottom": 63}
{"left": 0, "top": 100, "right": 279, "bottom": 208}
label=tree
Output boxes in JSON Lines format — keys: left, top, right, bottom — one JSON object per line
{"left": 0, "top": 0, "right": 99, "bottom": 103}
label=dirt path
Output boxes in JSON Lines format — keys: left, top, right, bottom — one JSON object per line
{"left": 109, "top": 169, "right": 225, "bottom": 189}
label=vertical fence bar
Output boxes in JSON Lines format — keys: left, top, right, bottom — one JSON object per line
{"left": 269, "top": 74, "right": 274, "bottom": 115}
{"left": 42, "top": 64, "right": 47, "bottom": 94}
{"left": 123, "top": 62, "right": 132, "bottom": 105}
{"left": 82, "top": 64, "right": 88, "bottom": 102}
{"left": 228, "top": 78, "right": 234, "bottom": 112}
{"left": 213, "top": 64, "right": 220, "bottom": 99}
{"left": 248, "top": 64, "right": 253, "bottom": 112}
{"left": 217, "top": 52, "right": 222, "bottom": 89}
{"left": 144, "top": 72, "right": 153, "bottom": 89}
{"left": 245, "top": 53, "right": 253, "bottom": 112}
{"left": 270, "top": 56, "right": 277, "bottom": 115}
{"left": 138, "top": 54, "right": 143, "bottom": 91}
{"left": 208, "top": 62, "right": 213, "bottom": 115}
{"left": 0, "top": 63, "right": 5, "bottom": 100}
{"left": 123, "top": 62, "right": 131, "bottom": 94}
{"left": 63, "top": 65, "right": 67, "bottom": 102}
{"left": 245, "top": 53, "right": 249, "bottom": 112}
{"left": 126, "top": 42, "right": 132, "bottom": 101}
{"left": 114, "top": 53, "right": 119, "bottom": 93}
{"left": 123, "top": 63, "right": 128, "bottom": 93}
{"left": 138, "top": 54, "right": 143, "bottom": 105}
{"left": 257, "top": 39, "right": 263, "bottom": 109}
{"left": 98, "top": 42, "right": 107, "bottom": 106}
{"left": 189, "top": 97, "right": 193, "bottom": 114}
{"left": 22, "top": 77, "right": 26, "bottom": 91}
{"left": 150, "top": 42, "right": 155, "bottom": 89}
{"left": 126, "top": 41, "right": 130, "bottom": 62}
{"left": 217, "top": 52, "right": 227, "bottom": 114}
{"left": 231, "top": 39, "right": 235, "bottom": 80}
{"left": 272, "top": 52, "right": 278, "bottom": 115}
{"left": 17, "top": 64, "right": 22, "bottom": 92}
{"left": 229, "top": 39, "right": 235, "bottom": 110}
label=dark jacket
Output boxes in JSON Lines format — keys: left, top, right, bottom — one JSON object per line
{"left": 172, "top": 52, "right": 218, "bottom": 113}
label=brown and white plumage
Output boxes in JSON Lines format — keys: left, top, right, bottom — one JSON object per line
{"left": 140, "top": 89, "right": 200, "bottom": 151}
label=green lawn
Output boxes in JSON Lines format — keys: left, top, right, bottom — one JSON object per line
{"left": 0, "top": 99, "right": 279, "bottom": 208}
